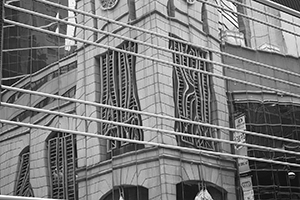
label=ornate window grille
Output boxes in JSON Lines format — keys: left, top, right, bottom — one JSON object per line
{"left": 170, "top": 35, "right": 214, "bottom": 150}
{"left": 99, "top": 41, "right": 144, "bottom": 155}
{"left": 14, "top": 148, "right": 34, "bottom": 197}
{"left": 47, "top": 132, "right": 77, "bottom": 200}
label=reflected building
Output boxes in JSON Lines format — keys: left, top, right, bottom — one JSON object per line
{"left": 2, "top": 0, "right": 70, "bottom": 86}
{"left": 269, "top": 0, "right": 300, "bottom": 12}
{"left": 223, "top": 20, "right": 300, "bottom": 200}
{"left": 220, "top": 1, "right": 300, "bottom": 199}
{"left": 218, "top": 0, "right": 300, "bottom": 198}
{"left": 219, "top": 0, "right": 300, "bottom": 56}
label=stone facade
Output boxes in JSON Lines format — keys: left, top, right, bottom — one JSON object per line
{"left": 74, "top": 0, "right": 236, "bottom": 199}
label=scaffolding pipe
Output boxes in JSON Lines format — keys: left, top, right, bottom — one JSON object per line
{"left": 1, "top": 118, "right": 300, "bottom": 168}
{"left": 2, "top": 85, "right": 300, "bottom": 146}
{"left": 0, "top": 195, "right": 60, "bottom": 200}
{"left": 3, "top": 101, "right": 300, "bottom": 156}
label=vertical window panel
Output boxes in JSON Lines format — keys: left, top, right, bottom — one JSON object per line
{"left": 99, "top": 41, "right": 144, "bottom": 156}
{"left": 48, "top": 133, "right": 77, "bottom": 200}
{"left": 15, "top": 150, "right": 34, "bottom": 197}
{"left": 170, "top": 34, "right": 214, "bottom": 150}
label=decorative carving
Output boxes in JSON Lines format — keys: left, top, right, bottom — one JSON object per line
{"left": 186, "top": 0, "right": 196, "bottom": 5}
{"left": 100, "top": 0, "right": 119, "bottom": 10}
{"left": 170, "top": 35, "right": 214, "bottom": 150}
{"left": 99, "top": 41, "right": 144, "bottom": 153}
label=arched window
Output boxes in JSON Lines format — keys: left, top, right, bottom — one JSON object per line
{"left": 101, "top": 185, "right": 149, "bottom": 200}
{"left": 176, "top": 181, "right": 227, "bottom": 200}
{"left": 14, "top": 146, "right": 34, "bottom": 197}
{"left": 47, "top": 132, "right": 77, "bottom": 200}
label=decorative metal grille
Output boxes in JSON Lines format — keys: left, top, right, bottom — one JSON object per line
{"left": 170, "top": 36, "right": 214, "bottom": 150}
{"left": 48, "top": 133, "right": 77, "bottom": 200}
{"left": 99, "top": 41, "right": 143, "bottom": 153}
{"left": 15, "top": 151, "right": 34, "bottom": 197}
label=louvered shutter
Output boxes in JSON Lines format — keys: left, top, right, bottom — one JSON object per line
{"left": 48, "top": 137, "right": 65, "bottom": 199}
{"left": 15, "top": 152, "right": 34, "bottom": 196}
{"left": 48, "top": 133, "right": 77, "bottom": 200}
{"left": 63, "top": 134, "right": 76, "bottom": 200}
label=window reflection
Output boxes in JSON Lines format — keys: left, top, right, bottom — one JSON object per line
{"left": 2, "top": 0, "right": 77, "bottom": 86}
{"left": 11, "top": 86, "right": 76, "bottom": 122}
{"left": 6, "top": 61, "right": 77, "bottom": 104}
{"left": 14, "top": 146, "right": 34, "bottom": 197}
{"left": 234, "top": 102, "right": 300, "bottom": 199}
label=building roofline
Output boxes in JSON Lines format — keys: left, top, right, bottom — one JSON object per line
{"left": 254, "top": 0, "right": 300, "bottom": 18}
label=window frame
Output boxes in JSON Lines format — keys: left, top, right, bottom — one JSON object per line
{"left": 14, "top": 146, "right": 34, "bottom": 197}
{"left": 47, "top": 132, "right": 77, "bottom": 200}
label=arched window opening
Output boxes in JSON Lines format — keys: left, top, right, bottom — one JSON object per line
{"left": 14, "top": 146, "right": 34, "bottom": 197}
{"left": 101, "top": 185, "right": 149, "bottom": 200}
{"left": 47, "top": 132, "right": 77, "bottom": 200}
{"left": 176, "top": 181, "right": 227, "bottom": 200}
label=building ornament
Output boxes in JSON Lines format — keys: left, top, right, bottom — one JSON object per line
{"left": 100, "top": 0, "right": 119, "bottom": 10}
{"left": 186, "top": 0, "right": 196, "bottom": 5}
